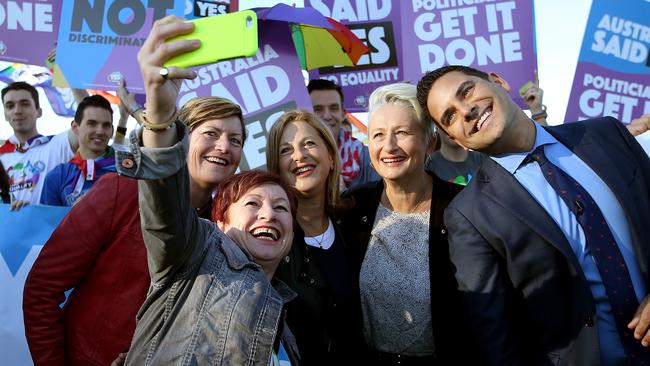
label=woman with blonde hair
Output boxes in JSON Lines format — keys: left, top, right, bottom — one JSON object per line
{"left": 266, "top": 110, "right": 363, "bottom": 364}
{"left": 340, "top": 82, "right": 478, "bottom": 365}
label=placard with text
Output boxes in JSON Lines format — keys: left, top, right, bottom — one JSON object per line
{"left": 56, "top": 0, "right": 185, "bottom": 92}
{"left": 0, "top": 204, "right": 70, "bottom": 365}
{"left": 0, "top": 0, "right": 62, "bottom": 64}
{"left": 565, "top": 0, "right": 650, "bottom": 124}
{"left": 401, "top": 0, "right": 536, "bottom": 108}
{"left": 306, "top": 0, "right": 403, "bottom": 112}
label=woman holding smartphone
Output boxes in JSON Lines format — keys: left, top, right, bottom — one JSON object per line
{"left": 116, "top": 16, "right": 300, "bottom": 365}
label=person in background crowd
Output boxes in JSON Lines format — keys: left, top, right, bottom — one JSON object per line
{"left": 417, "top": 65, "right": 650, "bottom": 365}
{"left": 341, "top": 83, "right": 475, "bottom": 365}
{"left": 47, "top": 45, "right": 131, "bottom": 149}
{"left": 116, "top": 78, "right": 145, "bottom": 134}
{"left": 1, "top": 82, "right": 78, "bottom": 204}
{"left": 40, "top": 95, "right": 116, "bottom": 206}
{"left": 308, "top": 79, "right": 380, "bottom": 189}
{"left": 266, "top": 110, "right": 362, "bottom": 365}
{"left": 627, "top": 114, "right": 650, "bottom": 137}
{"left": 521, "top": 71, "right": 548, "bottom": 126}
{"left": 630, "top": 114, "right": 650, "bottom": 156}
{"left": 341, "top": 118, "right": 353, "bottom": 135}
{"left": 425, "top": 128, "right": 485, "bottom": 186}
{"left": 109, "top": 79, "right": 138, "bottom": 148}
{"left": 23, "top": 94, "right": 247, "bottom": 365}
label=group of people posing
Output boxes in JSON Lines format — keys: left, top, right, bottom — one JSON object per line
{"left": 3, "top": 14, "right": 650, "bottom": 366}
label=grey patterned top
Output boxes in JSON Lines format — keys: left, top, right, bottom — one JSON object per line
{"left": 359, "top": 203, "right": 433, "bottom": 356}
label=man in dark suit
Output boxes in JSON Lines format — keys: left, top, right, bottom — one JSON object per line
{"left": 416, "top": 65, "right": 650, "bottom": 365}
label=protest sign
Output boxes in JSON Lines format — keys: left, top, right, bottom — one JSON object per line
{"left": 0, "top": 0, "right": 62, "bottom": 64}
{"left": 565, "top": 0, "right": 650, "bottom": 124}
{"left": 401, "top": 0, "right": 536, "bottom": 107}
{"left": 56, "top": 0, "right": 185, "bottom": 92}
{"left": 0, "top": 204, "right": 70, "bottom": 365}
{"left": 306, "top": 0, "right": 403, "bottom": 112}
{"left": 177, "top": 20, "right": 312, "bottom": 170}
{"left": 186, "top": 0, "right": 232, "bottom": 18}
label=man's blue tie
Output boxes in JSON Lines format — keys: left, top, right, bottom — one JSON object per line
{"left": 526, "top": 145, "right": 648, "bottom": 364}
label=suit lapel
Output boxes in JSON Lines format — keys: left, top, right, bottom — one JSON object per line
{"left": 478, "top": 121, "right": 646, "bottom": 280}
{"left": 547, "top": 123, "right": 648, "bottom": 278}
{"left": 476, "top": 158, "right": 584, "bottom": 271}
{"left": 548, "top": 124, "right": 637, "bottom": 211}
{"left": 546, "top": 123, "right": 635, "bottom": 188}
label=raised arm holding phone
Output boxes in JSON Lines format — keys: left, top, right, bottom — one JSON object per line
{"left": 116, "top": 16, "right": 300, "bottom": 365}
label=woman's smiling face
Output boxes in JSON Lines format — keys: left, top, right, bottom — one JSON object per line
{"left": 187, "top": 116, "right": 244, "bottom": 189}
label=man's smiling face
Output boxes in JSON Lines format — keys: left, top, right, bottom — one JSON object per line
{"left": 426, "top": 71, "right": 521, "bottom": 155}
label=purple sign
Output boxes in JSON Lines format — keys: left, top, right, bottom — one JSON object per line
{"left": 401, "top": 0, "right": 536, "bottom": 108}
{"left": 56, "top": 0, "right": 185, "bottom": 92}
{"left": 565, "top": 0, "right": 650, "bottom": 124}
{"left": 0, "top": 0, "right": 62, "bottom": 64}
{"left": 306, "top": 0, "right": 403, "bottom": 112}
{"left": 177, "top": 20, "right": 312, "bottom": 170}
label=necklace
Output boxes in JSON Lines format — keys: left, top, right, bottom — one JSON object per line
{"left": 312, "top": 232, "right": 326, "bottom": 249}
{"left": 383, "top": 188, "right": 430, "bottom": 214}
{"left": 409, "top": 189, "right": 428, "bottom": 213}
{"left": 304, "top": 219, "right": 333, "bottom": 249}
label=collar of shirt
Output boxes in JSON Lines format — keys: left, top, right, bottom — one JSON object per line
{"left": 0, "top": 134, "right": 50, "bottom": 154}
{"left": 491, "top": 121, "right": 557, "bottom": 173}
{"left": 304, "top": 218, "right": 335, "bottom": 250}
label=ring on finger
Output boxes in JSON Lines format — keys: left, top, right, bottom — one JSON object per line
{"left": 159, "top": 67, "right": 169, "bottom": 80}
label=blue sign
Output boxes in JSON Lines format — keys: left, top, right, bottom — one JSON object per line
{"left": 566, "top": 0, "right": 650, "bottom": 123}
{"left": 0, "top": 204, "right": 70, "bottom": 365}
{"left": 56, "top": 0, "right": 185, "bottom": 93}
{"left": 0, "top": 204, "right": 70, "bottom": 276}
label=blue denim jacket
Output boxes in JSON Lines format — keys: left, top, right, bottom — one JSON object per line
{"left": 117, "top": 124, "right": 298, "bottom": 365}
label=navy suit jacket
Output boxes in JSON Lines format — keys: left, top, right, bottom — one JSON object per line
{"left": 445, "top": 117, "right": 650, "bottom": 365}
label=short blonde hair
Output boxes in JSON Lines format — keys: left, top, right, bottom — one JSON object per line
{"left": 368, "top": 83, "right": 434, "bottom": 145}
{"left": 266, "top": 110, "right": 344, "bottom": 215}
{"left": 178, "top": 96, "right": 247, "bottom": 142}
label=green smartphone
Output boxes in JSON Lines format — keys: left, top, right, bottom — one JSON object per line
{"left": 518, "top": 81, "right": 534, "bottom": 98}
{"left": 164, "top": 10, "right": 258, "bottom": 69}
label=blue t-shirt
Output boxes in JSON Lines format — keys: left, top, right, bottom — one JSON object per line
{"left": 40, "top": 161, "right": 115, "bottom": 206}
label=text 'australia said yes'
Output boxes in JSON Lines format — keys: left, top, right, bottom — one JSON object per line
{"left": 180, "top": 44, "right": 280, "bottom": 91}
